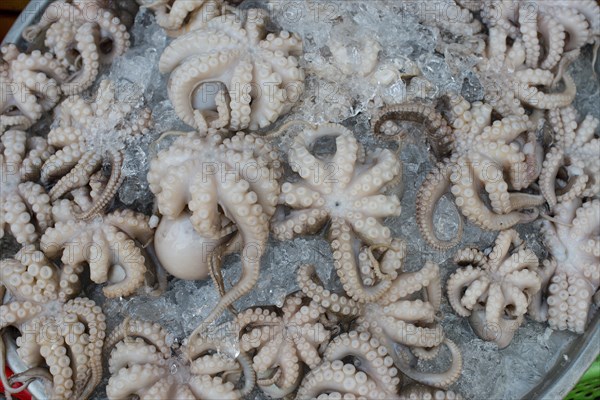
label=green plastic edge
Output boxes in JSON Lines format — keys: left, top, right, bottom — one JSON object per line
{"left": 565, "top": 357, "right": 600, "bottom": 400}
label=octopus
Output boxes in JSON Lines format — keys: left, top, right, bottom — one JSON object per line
{"left": 158, "top": 8, "right": 304, "bottom": 132}
{"left": 374, "top": 96, "right": 544, "bottom": 250}
{"left": 480, "top": 0, "right": 600, "bottom": 69}
{"left": 477, "top": 24, "right": 577, "bottom": 116}
{"left": 537, "top": 198, "right": 600, "bottom": 333}
{"left": 147, "top": 130, "right": 281, "bottom": 329}
{"left": 296, "top": 330, "right": 401, "bottom": 399}
{"left": 233, "top": 292, "right": 332, "bottom": 398}
{"left": 41, "top": 79, "right": 152, "bottom": 220}
{"left": 272, "top": 122, "right": 402, "bottom": 282}
{"left": 39, "top": 198, "right": 154, "bottom": 298}
{"left": 539, "top": 106, "right": 600, "bottom": 208}
{"left": 0, "top": 246, "right": 106, "bottom": 400}
{"left": 21, "top": 0, "right": 132, "bottom": 94}
{"left": 104, "top": 319, "right": 255, "bottom": 399}
{"left": 0, "top": 45, "right": 68, "bottom": 130}
{"left": 0, "top": 129, "right": 54, "bottom": 245}
{"left": 297, "top": 240, "right": 463, "bottom": 389}
{"left": 446, "top": 229, "right": 542, "bottom": 348}
{"left": 141, "top": 0, "right": 225, "bottom": 37}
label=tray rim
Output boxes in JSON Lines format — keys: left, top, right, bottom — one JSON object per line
{"left": 2, "top": 1, "right": 599, "bottom": 399}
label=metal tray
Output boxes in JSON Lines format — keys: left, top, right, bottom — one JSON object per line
{"left": 2, "top": 1, "right": 599, "bottom": 399}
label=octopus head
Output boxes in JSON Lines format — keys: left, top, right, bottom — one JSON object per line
{"left": 154, "top": 212, "right": 233, "bottom": 281}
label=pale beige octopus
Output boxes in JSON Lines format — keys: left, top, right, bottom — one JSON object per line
{"left": 148, "top": 130, "right": 281, "bottom": 330}
{"left": 0, "top": 246, "right": 106, "bottom": 400}
{"left": 447, "top": 229, "right": 542, "bottom": 348}
{"left": 158, "top": 8, "right": 304, "bottom": 132}
{"left": 234, "top": 292, "right": 333, "bottom": 398}
{"left": 273, "top": 122, "right": 403, "bottom": 304}
{"left": 297, "top": 232, "right": 463, "bottom": 390}
{"left": 374, "top": 96, "right": 544, "bottom": 250}
{"left": 1, "top": 45, "right": 68, "bottom": 130}
{"left": 41, "top": 79, "right": 152, "bottom": 221}
{"left": 22, "top": 0, "right": 132, "bottom": 94}
{"left": 40, "top": 197, "right": 154, "bottom": 298}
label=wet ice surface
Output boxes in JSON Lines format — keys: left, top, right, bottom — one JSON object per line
{"left": 2, "top": 1, "right": 598, "bottom": 399}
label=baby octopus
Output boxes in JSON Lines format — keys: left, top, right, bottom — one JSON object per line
{"left": 447, "top": 229, "right": 542, "bottom": 348}
{"left": 104, "top": 319, "right": 255, "bottom": 399}
{"left": 375, "top": 96, "right": 544, "bottom": 250}
{"left": 41, "top": 79, "right": 152, "bottom": 220}
{"left": 22, "top": 0, "right": 132, "bottom": 94}
{"left": 0, "top": 130, "right": 54, "bottom": 245}
{"left": 539, "top": 106, "right": 600, "bottom": 208}
{"left": 0, "top": 45, "right": 68, "bottom": 130}
{"left": 158, "top": 8, "right": 304, "bottom": 132}
{"left": 40, "top": 198, "right": 154, "bottom": 298}
{"left": 233, "top": 292, "right": 332, "bottom": 398}
{"left": 272, "top": 122, "right": 402, "bottom": 267}
{"left": 0, "top": 246, "right": 106, "bottom": 400}
{"left": 297, "top": 241, "right": 463, "bottom": 390}
{"left": 538, "top": 198, "right": 600, "bottom": 333}
{"left": 147, "top": 130, "right": 281, "bottom": 329}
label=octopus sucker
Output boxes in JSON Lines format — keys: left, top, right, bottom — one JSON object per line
{"left": 158, "top": 8, "right": 304, "bottom": 132}
{"left": 399, "top": 383, "right": 463, "bottom": 400}
{"left": 447, "top": 229, "right": 542, "bottom": 347}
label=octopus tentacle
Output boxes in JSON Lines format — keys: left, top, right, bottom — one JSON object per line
{"left": 295, "top": 360, "right": 393, "bottom": 399}
{"left": 329, "top": 220, "right": 393, "bottom": 303}
{"left": 296, "top": 264, "right": 361, "bottom": 317}
{"left": 372, "top": 102, "right": 454, "bottom": 159}
{"left": 48, "top": 150, "right": 102, "bottom": 201}
{"left": 193, "top": 178, "right": 269, "bottom": 332}
{"left": 416, "top": 160, "right": 462, "bottom": 250}
{"left": 104, "top": 319, "right": 171, "bottom": 358}
{"left": 392, "top": 339, "right": 463, "bottom": 390}
{"left": 60, "top": 22, "right": 101, "bottom": 95}
{"left": 323, "top": 331, "right": 400, "bottom": 395}
{"left": 73, "top": 150, "right": 124, "bottom": 220}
